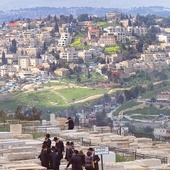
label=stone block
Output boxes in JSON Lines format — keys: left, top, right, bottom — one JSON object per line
{"left": 103, "top": 151, "right": 116, "bottom": 163}
{"left": 8, "top": 152, "right": 36, "bottom": 161}
{"left": 10, "top": 124, "right": 22, "bottom": 135}
{"left": 0, "top": 132, "right": 14, "bottom": 139}
{"left": 104, "top": 163, "right": 125, "bottom": 170}
{"left": 0, "top": 139, "right": 25, "bottom": 149}
{"left": 13, "top": 134, "right": 33, "bottom": 140}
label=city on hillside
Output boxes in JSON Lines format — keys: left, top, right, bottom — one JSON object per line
{"left": 1, "top": 2, "right": 170, "bottom": 170}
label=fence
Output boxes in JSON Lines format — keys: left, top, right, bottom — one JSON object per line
{"left": 110, "top": 147, "right": 168, "bottom": 164}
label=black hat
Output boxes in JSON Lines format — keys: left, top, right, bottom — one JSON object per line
{"left": 45, "top": 134, "right": 50, "bottom": 138}
{"left": 70, "top": 142, "right": 74, "bottom": 145}
{"left": 88, "top": 147, "right": 94, "bottom": 151}
{"left": 66, "top": 141, "right": 70, "bottom": 145}
{"left": 53, "top": 137, "right": 59, "bottom": 141}
{"left": 68, "top": 117, "right": 71, "bottom": 120}
{"left": 73, "top": 150, "right": 79, "bottom": 155}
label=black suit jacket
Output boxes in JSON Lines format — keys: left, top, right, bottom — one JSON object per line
{"left": 93, "top": 155, "right": 100, "bottom": 170}
{"left": 46, "top": 139, "right": 51, "bottom": 148}
{"left": 55, "top": 141, "right": 64, "bottom": 155}
{"left": 67, "top": 155, "right": 82, "bottom": 170}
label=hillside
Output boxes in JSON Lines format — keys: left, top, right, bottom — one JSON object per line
{"left": 0, "top": 81, "right": 107, "bottom": 115}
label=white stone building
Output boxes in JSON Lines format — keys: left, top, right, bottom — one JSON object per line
{"left": 58, "top": 32, "right": 72, "bottom": 47}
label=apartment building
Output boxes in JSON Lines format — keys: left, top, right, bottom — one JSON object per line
{"left": 18, "top": 56, "right": 30, "bottom": 69}
{"left": 88, "top": 29, "right": 100, "bottom": 42}
{"left": 98, "top": 33, "right": 116, "bottom": 47}
{"left": 60, "top": 47, "right": 78, "bottom": 62}
{"left": 30, "top": 58, "right": 42, "bottom": 67}
{"left": 78, "top": 50, "right": 92, "bottom": 61}
{"left": 158, "top": 34, "right": 170, "bottom": 43}
{"left": 58, "top": 32, "right": 72, "bottom": 47}
{"left": 128, "top": 26, "right": 148, "bottom": 36}
{"left": 156, "top": 91, "right": 170, "bottom": 102}
{"left": 141, "top": 53, "right": 167, "bottom": 62}
{"left": 105, "top": 11, "right": 121, "bottom": 21}
{"left": 103, "top": 26, "right": 126, "bottom": 43}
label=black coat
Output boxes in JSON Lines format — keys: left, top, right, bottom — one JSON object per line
{"left": 92, "top": 155, "right": 100, "bottom": 170}
{"left": 80, "top": 154, "right": 85, "bottom": 166}
{"left": 67, "top": 119, "right": 74, "bottom": 130}
{"left": 65, "top": 148, "right": 70, "bottom": 161}
{"left": 67, "top": 155, "right": 82, "bottom": 170}
{"left": 68, "top": 148, "right": 74, "bottom": 160}
{"left": 49, "top": 152, "right": 61, "bottom": 169}
{"left": 39, "top": 150, "right": 49, "bottom": 168}
{"left": 55, "top": 141, "right": 64, "bottom": 158}
{"left": 45, "top": 138, "right": 51, "bottom": 149}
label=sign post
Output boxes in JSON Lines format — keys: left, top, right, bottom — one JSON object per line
{"left": 94, "top": 147, "right": 109, "bottom": 170}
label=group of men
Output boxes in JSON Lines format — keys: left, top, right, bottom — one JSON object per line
{"left": 39, "top": 134, "right": 64, "bottom": 170}
{"left": 39, "top": 133, "right": 100, "bottom": 170}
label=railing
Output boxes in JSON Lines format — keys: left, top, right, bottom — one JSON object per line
{"left": 110, "top": 147, "right": 168, "bottom": 164}
{"left": 133, "top": 132, "right": 154, "bottom": 139}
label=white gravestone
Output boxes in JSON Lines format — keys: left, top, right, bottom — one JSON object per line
{"left": 50, "top": 114, "right": 60, "bottom": 126}
{"left": 10, "top": 124, "right": 22, "bottom": 135}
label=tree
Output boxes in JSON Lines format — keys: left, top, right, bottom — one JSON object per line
{"left": 54, "top": 23, "right": 59, "bottom": 32}
{"left": 101, "top": 67, "right": 107, "bottom": 74}
{"left": 74, "top": 66, "right": 81, "bottom": 74}
{"left": 147, "top": 83, "right": 154, "bottom": 91}
{"left": 76, "top": 74, "right": 81, "bottom": 83}
{"left": 10, "top": 39, "right": 17, "bottom": 53}
{"left": 36, "top": 52, "right": 41, "bottom": 59}
{"left": 54, "top": 53, "right": 60, "bottom": 60}
{"left": 2, "top": 22, "right": 5, "bottom": 28}
{"left": 54, "top": 15, "right": 57, "bottom": 22}
{"left": 144, "top": 126, "right": 153, "bottom": 134}
{"left": 103, "top": 93, "right": 110, "bottom": 102}
{"left": 117, "top": 94, "right": 124, "bottom": 104}
{"left": 2, "top": 51, "right": 6, "bottom": 64}
{"left": 77, "top": 14, "right": 89, "bottom": 22}
{"left": 136, "top": 40, "right": 143, "bottom": 53}
{"left": 84, "top": 41, "right": 87, "bottom": 46}
{"left": 15, "top": 106, "right": 22, "bottom": 119}
{"left": 87, "top": 69, "right": 91, "bottom": 79}
{"left": 104, "top": 15, "right": 107, "bottom": 22}
{"left": 128, "top": 19, "right": 132, "bottom": 26}
{"left": 68, "top": 14, "right": 74, "bottom": 23}
{"left": 43, "top": 42, "right": 47, "bottom": 51}
{"left": 0, "top": 110, "right": 6, "bottom": 125}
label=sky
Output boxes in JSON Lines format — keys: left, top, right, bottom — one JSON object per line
{"left": 1, "top": 0, "right": 170, "bottom": 10}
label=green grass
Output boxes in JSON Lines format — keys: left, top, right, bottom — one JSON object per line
{"left": 130, "top": 115, "right": 156, "bottom": 120}
{"left": 0, "top": 86, "right": 106, "bottom": 116}
{"left": 32, "top": 132, "right": 45, "bottom": 139}
{"left": 113, "top": 101, "right": 142, "bottom": 115}
{"left": 57, "top": 88, "right": 106, "bottom": 101}
{"left": 62, "top": 72, "right": 106, "bottom": 84}
{"left": 70, "top": 32, "right": 90, "bottom": 50}
{"left": 104, "top": 46, "right": 121, "bottom": 55}
{"left": 124, "top": 106, "right": 170, "bottom": 116}
{"left": 141, "top": 84, "right": 170, "bottom": 99}
{"left": 0, "top": 91, "right": 67, "bottom": 114}
{"left": 116, "top": 154, "right": 134, "bottom": 162}
{"left": 42, "top": 82, "right": 66, "bottom": 87}
{"left": 80, "top": 72, "right": 107, "bottom": 82}
{"left": 97, "top": 22, "right": 117, "bottom": 28}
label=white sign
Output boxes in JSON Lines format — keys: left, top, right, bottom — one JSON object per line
{"left": 94, "top": 147, "right": 109, "bottom": 155}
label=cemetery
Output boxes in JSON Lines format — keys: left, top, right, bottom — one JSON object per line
{"left": 1, "top": 114, "right": 170, "bottom": 169}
